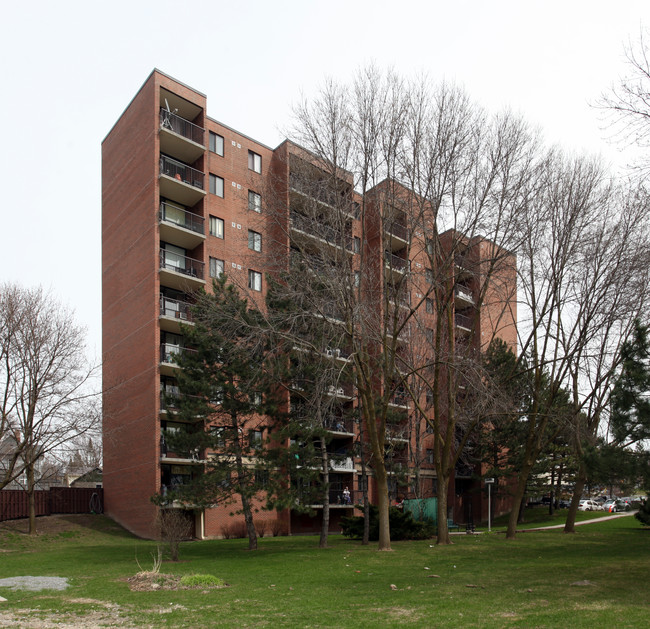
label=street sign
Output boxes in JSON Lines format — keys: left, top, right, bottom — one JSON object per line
{"left": 485, "top": 477, "right": 495, "bottom": 484}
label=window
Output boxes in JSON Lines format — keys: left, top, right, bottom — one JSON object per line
{"left": 209, "top": 132, "right": 224, "bottom": 156}
{"left": 248, "top": 270, "right": 262, "bottom": 292}
{"left": 426, "top": 448, "right": 435, "bottom": 465}
{"left": 425, "top": 328, "right": 434, "bottom": 343}
{"left": 209, "top": 257, "right": 224, "bottom": 278}
{"left": 248, "top": 150, "right": 262, "bottom": 173}
{"left": 250, "top": 392, "right": 262, "bottom": 406}
{"left": 248, "top": 190, "right": 261, "bottom": 212}
{"left": 248, "top": 230, "right": 262, "bottom": 252}
{"left": 353, "top": 271, "right": 360, "bottom": 287}
{"left": 353, "top": 236, "right": 361, "bottom": 253}
{"left": 209, "top": 174, "right": 224, "bottom": 197}
{"left": 426, "top": 238, "right": 434, "bottom": 256}
{"left": 249, "top": 429, "right": 264, "bottom": 446}
{"left": 425, "top": 268, "right": 434, "bottom": 284}
{"left": 255, "top": 469, "right": 269, "bottom": 487}
{"left": 209, "top": 216, "right": 224, "bottom": 238}
{"left": 426, "top": 389, "right": 434, "bottom": 406}
{"left": 425, "top": 298, "right": 433, "bottom": 314}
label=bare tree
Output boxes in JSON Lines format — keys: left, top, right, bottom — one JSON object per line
{"left": 0, "top": 284, "right": 98, "bottom": 533}
{"left": 261, "top": 70, "right": 527, "bottom": 548}
{"left": 598, "top": 28, "right": 650, "bottom": 179}
{"left": 505, "top": 155, "right": 650, "bottom": 539}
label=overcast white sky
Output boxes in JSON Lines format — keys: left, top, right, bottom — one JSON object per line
{"left": 0, "top": 0, "right": 648, "bottom": 364}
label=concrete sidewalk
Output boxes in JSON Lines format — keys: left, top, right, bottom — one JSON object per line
{"left": 516, "top": 510, "right": 637, "bottom": 532}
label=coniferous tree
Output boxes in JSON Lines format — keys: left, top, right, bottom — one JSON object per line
{"left": 155, "top": 276, "right": 277, "bottom": 551}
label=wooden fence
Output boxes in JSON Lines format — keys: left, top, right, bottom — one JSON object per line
{"left": 0, "top": 487, "right": 103, "bottom": 522}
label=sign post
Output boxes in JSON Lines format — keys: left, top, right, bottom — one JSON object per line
{"left": 485, "top": 478, "right": 495, "bottom": 532}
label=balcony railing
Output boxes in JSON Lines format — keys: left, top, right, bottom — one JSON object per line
{"left": 290, "top": 212, "right": 352, "bottom": 250}
{"left": 159, "top": 202, "right": 205, "bottom": 235}
{"left": 160, "top": 295, "right": 193, "bottom": 322}
{"left": 323, "top": 416, "right": 355, "bottom": 433}
{"left": 329, "top": 456, "right": 355, "bottom": 472}
{"left": 385, "top": 251, "right": 409, "bottom": 273}
{"left": 160, "top": 344, "right": 196, "bottom": 365}
{"left": 326, "top": 383, "right": 355, "bottom": 399}
{"left": 455, "top": 287, "right": 474, "bottom": 305}
{"left": 159, "top": 249, "right": 205, "bottom": 280}
{"left": 160, "top": 108, "right": 205, "bottom": 146}
{"left": 386, "top": 221, "right": 409, "bottom": 242}
{"left": 159, "top": 155, "right": 205, "bottom": 190}
{"left": 289, "top": 173, "right": 351, "bottom": 210}
{"left": 324, "top": 346, "right": 351, "bottom": 360}
{"left": 455, "top": 313, "right": 472, "bottom": 330}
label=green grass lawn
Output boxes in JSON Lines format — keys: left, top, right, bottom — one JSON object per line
{"left": 0, "top": 513, "right": 649, "bottom": 628}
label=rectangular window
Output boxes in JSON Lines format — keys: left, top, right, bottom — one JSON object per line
{"left": 248, "top": 190, "right": 261, "bottom": 212}
{"left": 209, "top": 132, "right": 224, "bottom": 156}
{"left": 248, "top": 230, "right": 262, "bottom": 252}
{"left": 209, "top": 216, "right": 224, "bottom": 238}
{"left": 425, "top": 298, "right": 433, "bottom": 314}
{"left": 425, "top": 389, "right": 434, "bottom": 406}
{"left": 425, "top": 268, "right": 434, "bottom": 284}
{"left": 249, "top": 429, "right": 264, "bottom": 446}
{"left": 426, "top": 448, "right": 434, "bottom": 464}
{"left": 353, "top": 236, "right": 361, "bottom": 253}
{"left": 248, "top": 150, "right": 262, "bottom": 173}
{"left": 425, "top": 328, "right": 434, "bottom": 343}
{"left": 426, "top": 238, "right": 434, "bottom": 256}
{"left": 353, "top": 271, "right": 360, "bottom": 287}
{"left": 248, "top": 270, "right": 262, "bottom": 292}
{"left": 209, "top": 257, "right": 224, "bottom": 278}
{"left": 209, "top": 174, "right": 224, "bottom": 197}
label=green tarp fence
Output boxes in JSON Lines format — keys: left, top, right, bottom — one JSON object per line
{"left": 403, "top": 498, "right": 437, "bottom": 526}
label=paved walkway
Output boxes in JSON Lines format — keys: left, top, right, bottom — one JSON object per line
{"left": 517, "top": 510, "right": 637, "bottom": 532}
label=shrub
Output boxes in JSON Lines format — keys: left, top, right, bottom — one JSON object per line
{"left": 180, "top": 574, "right": 225, "bottom": 588}
{"left": 256, "top": 519, "right": 268, "bottom": 538}
{"left": 220, "top": 521, "right": 247, "bottom": 539}
{"left": 340, "top": 505, "right": 436, "bottom": 541}
{"left": 269, "top": 519, "right": 286, "bottom": 537}
{"left": 635, "top": 496, "right": 650, "bottom": 526}
{"left": 156, "top": 509, "right": 193, "bottom": 562}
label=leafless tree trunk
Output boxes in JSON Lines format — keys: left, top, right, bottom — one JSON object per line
{"left": 0, "top": 284, "right": 99, "bottom": 535}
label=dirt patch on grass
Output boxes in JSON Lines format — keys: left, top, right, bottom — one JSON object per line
{"left": 0, "top": 514, "right": 124, "bottom": 539}
{"left": 125, "top": 572, "right": 228, "bottom": 592}
{"left": 0, "top": 608, "right": 135, "bottom": 628}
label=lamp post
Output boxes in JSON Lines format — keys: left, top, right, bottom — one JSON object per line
{"left": 485, "top": 478, "right": 495, "bottom": 532}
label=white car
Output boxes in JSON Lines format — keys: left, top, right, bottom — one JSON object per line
{"left": 578, "top": 499, "right": 600, "bottom": 511}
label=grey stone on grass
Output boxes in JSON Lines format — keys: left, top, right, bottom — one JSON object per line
{"left": 0, "top": 576, "right": 69, "bottom": 591}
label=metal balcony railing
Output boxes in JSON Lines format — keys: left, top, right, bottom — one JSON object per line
{"left": 160, "top": 295, "right": 193, "bottom": 322}
{"left": 455, "top": 287, "right": 474, "bottom": 304}
{"left": 455, "top": 313, "right": 472, "bottom": 329}
{"left": 329, "top": 456, "right": 355, "bottom": 472}
{"left": 290, "top": 212, "right": 353, "bottom": 250}
{"left": 323, "top": 416, "right": 355, "bottom": 433}
{"left": 160, "top": 108, "right": 205, "bottom": 146}
{"left": 160, "top": 344, "right": 196, "bottom": 365}
{"left": 159, "top": 249, "right": 205, "bottom": 279}
{"left": 386, "top": 221, "right": 409, "bottom": 242}
{"left": 385, "top": 251, "right": 409, "bottom": 273}
{"left": 159, "top": 202, "right": 205, "bottom": 234}
{"left": 159, "top": 155, "right": 205, "bottom": 190}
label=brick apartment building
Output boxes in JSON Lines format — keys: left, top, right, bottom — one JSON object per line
{"left": 102, "top": 69, "right": 517, "bottom": 539}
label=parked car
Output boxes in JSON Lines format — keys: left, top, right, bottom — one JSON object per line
{"left": 578, "top": 499, "right": 600, "bottom": 511}
{"left": 615, "top": 499, "right": 631, "bottom": 512}
{"left": 557, "top": 499, "right": 571, "bottom": 509}
{"left": 603, "top": 500, "right": 618, "bottom": 513}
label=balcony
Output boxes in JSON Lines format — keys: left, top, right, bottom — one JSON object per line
{"left": 324, "top": 346, "right": 352, "bottom": 362}
{"left": 385, "top": 221, "right": 409, "bottom": 252}
{"left": 326, "top": 383, "right": 355, "bottom": 400}
{"left": 290, "top": 211, "right": 353, "bottom": 254}
{"left": 454, "top": 312, "right": 472, "bottom": 335}
{"left": 158, "top": 201, "right": 205, "bottom": 250}
{"left": 385, "top": 251, "right": 409, "bottom": 280}
{"left": 289, "top": 174, "right": 356, "bottom": 217}
{"left": 323, "top": 416, "right": 355, "bottom": 434}
{"left": 329, "top": 456, "right": 355, "bottom": 473}
{"left": 455, "top": 255, "right": 474, "bottom": 279}
{"left": 159, "top": 249, "right": 205, "bottom": 291}
{"left": 387, "top": 286, "right": 411, "bottom": 309}
{"left": 160, "top": 344, "right": 196, "bottom": 375}
{"left": 455, "top": 286, "right": 475, "bottom": 308}
{"left": 386, "top": 428, "right": 409, "bottom": 444}
{"left": 159, "top": 155, "right": 206, "bottom": 206}
{"left": 389, "top": 392, "right": 410, "bottom": 409}
{"left": 301, "top": 488, "right": 360, "bottom": 509}
{"left": 159, "top": 108, "right": 205, "bottom": 163}
{"left": 159, "top": 294, "right": 194, "bottom": 334}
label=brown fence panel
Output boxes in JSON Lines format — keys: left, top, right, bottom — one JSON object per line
{"left": 0, "top": 487, "right": 103, "bottom": 522}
